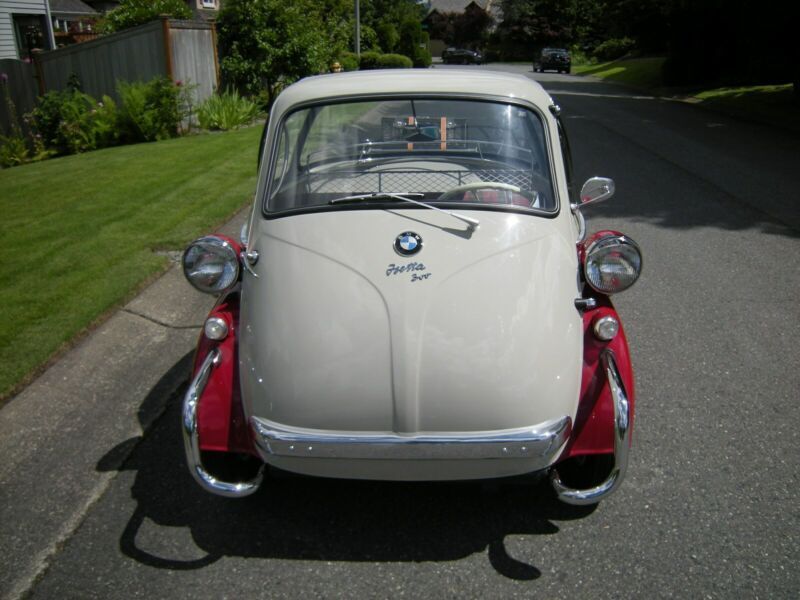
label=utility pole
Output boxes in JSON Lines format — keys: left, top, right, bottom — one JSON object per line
{"left": 354, "top": 0, "right": 360, "bottom": 57}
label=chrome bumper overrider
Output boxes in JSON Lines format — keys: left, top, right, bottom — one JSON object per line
{"left": 251, "top": 416, "right": 572, "bottom": 465}
{"left": 181, "top": 349, "right": 264, "bottom": 497}
{"left": 550, "top": 350, "right": 631, "bottom": 505}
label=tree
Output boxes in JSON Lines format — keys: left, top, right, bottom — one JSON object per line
{"left": 217, "top": 0, "right": 337, "bottom": 107}
{"left": 492, "top": 0, "right": 574, "bottom": 60}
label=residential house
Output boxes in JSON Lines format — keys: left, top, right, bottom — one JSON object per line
{"left": 50, "top": 0, "right": 97, "bottom": 46}
{"left": 423, "top": 0, "right": 500, "bottom": 58}
{"left": 0, "top": 0, "right": 55, "bottom": 59}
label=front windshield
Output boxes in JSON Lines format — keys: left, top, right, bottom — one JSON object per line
{"left": 265, "top": 98, "right": 556, "bottom": 214}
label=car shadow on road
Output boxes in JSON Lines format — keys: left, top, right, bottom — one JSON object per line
{"left": 97, "top": 362, "right": 597, "bottom": 582}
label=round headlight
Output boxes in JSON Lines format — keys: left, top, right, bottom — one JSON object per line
{"left": 182, "top": 236, "right": 240, "bottom": 294}
{"left": 584, "top": 234, "right": 642, "bottom": 294}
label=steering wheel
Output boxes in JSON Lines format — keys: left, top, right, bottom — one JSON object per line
{"left": 437, "top": 181, "right": 528, "bottom": 206}
{"left": 438, "top": 181, "right": 522, "bottom": 202}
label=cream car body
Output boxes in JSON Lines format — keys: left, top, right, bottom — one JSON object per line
{"left": 181, "top": 70, "right": 640, "bottom": 504}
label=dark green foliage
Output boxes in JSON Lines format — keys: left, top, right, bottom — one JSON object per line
{"left": 116, "top": 78, "right": 190, "bottom": 142}
{"left": 592, "top": 37, "right": 635, "bottom": 61}
{"left": 98, "top": 0, "right": 191, "bottom": 33}
{"left": 217, "top": 0, "right": 338, "bottom": 107}
{"left": 376, "top": 54, "right": 413, "bottom": 69}
{"left": 338, "top": 52, "right": 360, "bottom": 71}
{"left": 359, "top": 51, "right": 382, "bottom": 70}
{"left": 30, "top": 89, "right": 119, "bottom": 155}
{"left": 196, "top": 89, "right": 260, "bottom": 131}
{"left": 376, "top": 22, "right": 399, "bottom": 54}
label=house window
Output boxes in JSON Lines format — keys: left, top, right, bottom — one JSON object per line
{"left": 201, "top": 0, "right": 216, "bottom": 8}
{"left": 12, "top": 14, "right": 51, "bottom": 59}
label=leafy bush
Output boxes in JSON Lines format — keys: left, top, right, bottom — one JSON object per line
{"left": 593, "top": 38, "right": 635, "bottom": 62}
{"left": 338, "top": 52, "right": 359, "bottom": 72}
{"left": 412, "top": 47, "right": 432, "bottom": 68}
{"left": 29, "top": 89, "right": 118, "bottom": 155}
{"left": 116, "top": 78, "right": 191, "bottom": 142}
{"left": 1, "top": 75, "right": 29, "bottom": 168}
{"left": 0, "top": 135, "right": 29, "bottom": 168}
{"left": 376, "top": 54, "right": 413, "bottom": 69}
{"left": 359, "top": 51, "right": 382, "bottom": 70}
{"left": 196, "top": 89, "right": 260, "bottom": 131}
{"left": 98, "top": 0, "right": 191, "bottom": 34}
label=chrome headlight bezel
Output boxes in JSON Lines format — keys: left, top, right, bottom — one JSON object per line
{"left": 182, "top": 235, "right": 241, "bottom": 295}
{"left": 584, "top": 233, "right": 642, "bottom": 294}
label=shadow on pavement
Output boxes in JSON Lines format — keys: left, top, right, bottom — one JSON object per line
{"left": 97, "top": 361, "right": 597, "bottom": 581}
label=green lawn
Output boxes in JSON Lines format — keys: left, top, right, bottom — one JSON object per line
{"left": 692, "top": 84, "right": 799, "bottom": 133}
{"left": 573, "top": 57, "right": 798, "bottom": 132}
{"left": 572, "top": 57, "right": 667, "bottom": 89}
{"left": 0, "top": 126, "right": 262, "bottom": 399}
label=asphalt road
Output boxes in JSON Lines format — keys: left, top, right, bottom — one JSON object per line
{"left": 15, "top": 65, "right": 800, "bottom": 598}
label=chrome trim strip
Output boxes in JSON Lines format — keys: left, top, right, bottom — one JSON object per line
{"left": 182, "top": 348, "right": 264, "bottom": 497}
{"left": 251, "top": 416, "right": 571, "bottom": 464}
{"left": 551, "top": 349, "right": 631, "bottom": 505}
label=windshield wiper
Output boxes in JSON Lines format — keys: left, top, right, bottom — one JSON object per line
{"left": 329, "top": 192, "right": 480, "bottom": 232}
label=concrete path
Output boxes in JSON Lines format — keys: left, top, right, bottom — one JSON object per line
{"left": 0, "top": 209, "right": 248, "bottom": 600}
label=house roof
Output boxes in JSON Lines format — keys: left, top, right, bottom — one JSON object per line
{"left": 425, "top": 0, "right": 501, "bottom": 20}
{"left": 49, "top": 0, "right": 98, "bottom": 16}
{"left": 427, "top": 0, "right": 487, "bottom": 14}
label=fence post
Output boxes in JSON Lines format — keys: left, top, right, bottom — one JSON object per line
{"left": 32, "top": 51, "right": 46, "bottom": 95}
{"left": 161, "top": 16, "right": 174, "bottom": 80}
{"left": 210, "top": 21, "right": 220, "bottom": 92}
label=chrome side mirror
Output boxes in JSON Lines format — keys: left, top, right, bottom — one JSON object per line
{"left": 578, "top": 177, "right": 615, "bottom": 207}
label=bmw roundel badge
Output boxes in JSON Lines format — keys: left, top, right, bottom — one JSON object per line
{"left": 394, "top": 232, "right": 422, "bottom": 256}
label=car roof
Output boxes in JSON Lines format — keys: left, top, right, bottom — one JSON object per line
{"left": 271, "top": 69, "right": 554, "bottom": 120}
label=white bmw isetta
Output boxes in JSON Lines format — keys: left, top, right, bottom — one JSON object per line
{"left": 181, "top": 70, "right": 641, "bottom": 505}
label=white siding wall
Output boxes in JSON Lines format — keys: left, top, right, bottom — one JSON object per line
{"left": 0, "top": 0, "right": 49, "bottom": 60}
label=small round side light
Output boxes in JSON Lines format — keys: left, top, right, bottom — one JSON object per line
{"left": 204, "top": 317, "right": 229, "bottom": 341}
{"left": 593, "top": 315, "right": 619, "bottom": 341}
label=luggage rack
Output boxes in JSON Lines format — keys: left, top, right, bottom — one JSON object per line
{"left": 309, "top": 169, "right": 534, "bottom": 195}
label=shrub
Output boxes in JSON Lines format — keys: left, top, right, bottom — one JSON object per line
{"left": 376, "top": 54, "right": 413, "bottom": 69}
{"left": 412, "top": 47, "right": 432, "bottom": 68}
{"left": 29, "top": 89, "right": 118, "bottom": 155}
{"left": 116, "top": 77, "right": 191, "bottom": 142}
{"left": 338, "top": 52, "right": 359, "bottom": 72}
{"left": 98, "top": 0, "right": 191, "bottom": 34}
{"left": 359, "top": 51, "right": 382, "bottom": 70}
{"left": 0, "top": 135, "right": 29, "bottom": 168}
{"left": 196, "top": 89, "right": 260, "bottom": 131}
{"left": 593, "top": 38, "right": 635, "bottom": 62}
{"left": 1, "top": 74, "right": 29, "bottom": 168}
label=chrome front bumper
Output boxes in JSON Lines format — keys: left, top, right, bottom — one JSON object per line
{"left": 550, "top": 350, "right": 632, "bottom": 505}
{"left": 251, "top": 416, "right": 572, "bottom": 465}
{"left": 182, "top": 347, "right": 630, "bottom": 502}
{"left": 181, "top": 349, "right": 264, "bottom": 497}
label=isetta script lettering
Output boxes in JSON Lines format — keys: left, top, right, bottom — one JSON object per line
{"left": 385, "top": 262, "right": 432, "bottom": 282}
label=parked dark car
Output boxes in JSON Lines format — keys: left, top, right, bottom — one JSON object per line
{"left": 442, "top": 47, "right": 482, "bottom": 65}
{"left": 534, "top": 48, "right": 571, "bottom": 73}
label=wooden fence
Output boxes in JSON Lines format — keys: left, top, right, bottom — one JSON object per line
{"left": 35, "top": 18, "right": 219, "bottom": 102}
{"left": 0, "top": 59, "right": 37, "bottom": 137}
{"left": 0, "top": 17, "right": 218, "bottom": 136}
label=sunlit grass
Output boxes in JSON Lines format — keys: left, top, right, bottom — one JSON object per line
{"left": 573, "top": 57, "right": 666, "bottom": 89}
{"left": 0, "top": 126, "right": 261, "bottom": 399}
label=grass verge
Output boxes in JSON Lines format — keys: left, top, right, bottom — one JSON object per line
{"left": 573, "top": 57, "right": 666, "bottom": 89}
{"left": 574, "top": 57, "right": 798, "bottom": 132}
{"left": 0, "top": 126, "right": 261, "bottom": 400}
